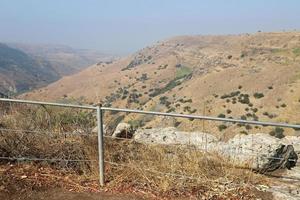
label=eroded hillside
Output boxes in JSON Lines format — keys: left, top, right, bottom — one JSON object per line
{"left": 0, "top": 43, "right": 60, "bottom": 95}
{"left": 23, "top": 32, "right": 300, "bottom": 138}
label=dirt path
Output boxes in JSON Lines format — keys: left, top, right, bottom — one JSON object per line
{"left": 0, "top": 189, "right": 149, "bottom": 200}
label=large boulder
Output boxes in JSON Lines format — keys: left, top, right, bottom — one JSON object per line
{"left": 134, "top": 127, "right": 218, "bottom": 149}
{"left": 133, "top": 128, "right": 298, "bottom": 172}
{"left": 219, "top": 133, "right": 298, "bottom": 172}
{"left": 112, "top": 123, "right": 133, "bottom": 138}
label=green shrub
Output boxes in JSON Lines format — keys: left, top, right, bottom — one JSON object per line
{"left": 240, "top": 130, "right": 248, "bottom": 135}
{"left": 238, "top": 94, "right": 250, "bottom": 104}
{"left": 218, "top": 114, "right": 226, "bottom": 118}
{"left": 218, "top": 124, "right": 227, "bottom": 131}
{"left": 245, "top": 124, "right": 252, "bottom": 130}
{"left": 220, "top": 91, "right": 240, "bottom": 99}
{"left": 269, "top": 127, "right": 285, "bottom": 139}
{"left": 167, "top": 107, "right": 176, "bottom": 113}
{"left": 281, "top": 103, "right": 287, "bottom": 108}
{"left": 240, "top": 115, "right": 247, "bottom": 120}
{"left": 253, "top": 92, "right": 264, "bottom": 99}
{"left": 251, "top": 108, "right": 258, "bottom": 113}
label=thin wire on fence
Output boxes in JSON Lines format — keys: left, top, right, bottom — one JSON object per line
{"left": 0, "top": 156, "right": 97, "bottom": 162}
{"left": 0, "top": 128, "right": 98, "bottom": 137}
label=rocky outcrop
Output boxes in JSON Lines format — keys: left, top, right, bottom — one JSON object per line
{"left": 218, "top": 133, "right": 298, "bottom": 172}
{"left": 133, "top": 127, "right": 298, "bottom": 172}
{"left": 134, "top": 127, "right": 217, "bottom": 149}
{"left": 112, "top": 123, "right": 133, "bottom": 138}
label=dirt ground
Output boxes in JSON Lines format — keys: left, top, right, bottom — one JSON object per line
{"left": 0, "top": 189, "right": 149, "bottom": 200}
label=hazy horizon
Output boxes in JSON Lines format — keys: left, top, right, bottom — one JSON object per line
{"left": 1, "top": 0, "right": 300, "bottom": 55}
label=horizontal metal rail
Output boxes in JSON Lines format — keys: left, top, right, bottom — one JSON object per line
{"left": 0, "top": 98, "right": 97, "bottom": 110}
{"left": 1, "top": 98, "right": 299, "bottom": 129}
{"left": 102, "top": 107, "right": 300, "bottom": 129}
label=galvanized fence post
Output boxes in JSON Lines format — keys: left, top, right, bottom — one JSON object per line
{"left": 97, "top": 106, "right": 105, "bottom": 186}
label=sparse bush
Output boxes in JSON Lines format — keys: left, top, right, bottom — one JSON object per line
{"left": 281, "top": 103, "right": 287, "bottom": 108}
{"left": 218, "top": 124, "right": 227, "bottom": 131}
{"left": 240, "top": 115, "right": 247, "bottom": 120}
{"left": 245, "top": 124, "right": 252, "bottom": 130}
{"left": 251, "top": 108, "right": 258, "bottom": 113}
{"left": 220, "top": 91, "right": 240, "bottom": 99}
{"left": 253, "top": 93, "right": 264, "bottom": 99}
{"left": 269, "top": 127, "right": 285, "bottom": 139}
{"left": 167, "top": 107, "right": 176, "bottom": 113}
{"left": 246, "top": 113, "right": 252, "bottom": 117}
{"left": 238, "top": 94, "right": 250, "bottom": 104}
{"left": 240, "top": 130, "right": 248, "bottom": 135}
{"left": 218, "top": 114, "right": 226, "bottom": 118}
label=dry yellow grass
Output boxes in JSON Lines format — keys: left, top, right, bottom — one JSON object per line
{"left": 0, "top": 105, "right": 270, "bottom": 199}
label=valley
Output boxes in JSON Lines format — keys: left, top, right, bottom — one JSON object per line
{"left": 0, "top": 43, "right": 115, "bottom": 95}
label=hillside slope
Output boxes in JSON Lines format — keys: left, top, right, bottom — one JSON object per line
{"left": 23, "top": 32, "right": 300, "bottom": 138}
{"left": 0, "top": 43, "right": 59, "bottom": 95}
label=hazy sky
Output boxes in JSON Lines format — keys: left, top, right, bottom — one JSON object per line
{"left": 0, "top": 0, "right": 299, "bottom": 54}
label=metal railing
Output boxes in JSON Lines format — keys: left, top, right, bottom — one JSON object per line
{"left": 101, "top": 107, "right": 300, "bottom": 129}
{"left": 0, "top": 98, "right": 105, "bottom": 186}
{"left": 1, "top": 98, "right": 300, "bottom": 188}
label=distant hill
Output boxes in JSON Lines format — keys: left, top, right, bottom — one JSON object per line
{"left": 0, "top": 43, "right": 59, "bottom": 95}
{"left": 8, "top": 43, "right": 116, "bottom": 76}
{"left": 0, "top": 43, "right": 117, "bottom": 95}
{"left": 23, "top": 32, "right": 300, "bottom": 138}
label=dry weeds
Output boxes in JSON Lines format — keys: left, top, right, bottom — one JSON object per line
{"left": 0, "top": 104, "right": 270, "bottom": 199}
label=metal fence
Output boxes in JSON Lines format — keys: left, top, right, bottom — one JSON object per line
{"left": 0, "top": 98, "right": 300, "bottom": 188}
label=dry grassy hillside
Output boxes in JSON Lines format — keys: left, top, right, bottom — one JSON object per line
{"left": 23, "top": 32, "right": 300, "bottom": 139}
